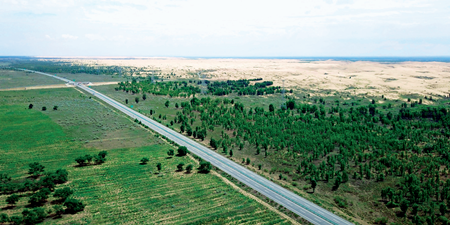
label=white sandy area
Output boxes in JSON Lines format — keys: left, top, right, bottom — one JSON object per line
{"left": 45, "top": 58, "right": 450, "bottom": 99}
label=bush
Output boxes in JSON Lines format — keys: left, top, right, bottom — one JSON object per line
{"left": 198, "top": 161, "right": 212, "bottom": 173}
{"left": 177, "top": 163, "right": 185, "bottom": 171}
{"left": 186, "top": 164, "right": 193, "bottom": 173}
{"left": 374, "top": 217, "right": 388, "bottom": 224}
{"left": 54, "top": 187, "right": 73, "bottom": 201}
{"left": 140, "top": 157, "right": 149, "bottom": 164}
{"left": 177, "top": 146, "right": 188, "bottom": 156}
{"left": 64, "top": 198, "right": 85, "bottom": 213}
{"left": 334, "top": 196, "right": 348, "bottom": 208}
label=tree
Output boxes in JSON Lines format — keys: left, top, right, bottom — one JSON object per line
{"left": 167, "top": 149, "right": 174, "bottom": 158}
{"left": 177, "top": 163, "right": 185, "bottom": 171}
{"left": 186, "top": 164, "right": 193, "bottom": 173}
{"left": 156, "top": 163, "right": 162, "bottom": 172}
{"left": 165, "top": 100, "right": 170, "bottom": 108}
{"left": 53, "top": 205, "right": 65, "bottom": 217}
{"left": 64, "top": 198, "right": 85, "bottom": 213}
{"left": 54, "top": 187, "right": 73, "bottom": 201}
{"left": 53, "top": 105, "right": 58, "bottom": 110}
{"left": 400, "top": 198, "right": 409, "bottom": 216}
{"left": 199, "top": 161, "right": 212, "bottom": 173}
{"left": 29, "top": 188, "right": 50, "bottom": 206}
{"left": 85, "top": 154, "right": 93, "bottom": 164}
{"left": 229, "top": 149, "right": 233, "bottom": 157}
{"left": 125, "top": 99, "right": 128, "bottom": 104}
{"left": 440, "top": 203, "right": 447, "bottom": 215}
{"left": 9, "top": 215, "right": 22, "bottom": 225}
{"left": 142, "top": 93, "right": 147, "bottom": 100}
{"left": 246, "top": 158, "right": 251, "bottom": 165}
{"left": 311, "top": 179, "right": 317, "bottom": 193}
{"left": 94, "top": 155, "right": 106, "bottom": 164}
{"left": 175, "top": 103, "right": 179, "bottom": 108}
{"left": 28, "top": 162, "right": 45, "bottom": 176}
{"left": 269, "top": 104, "right": 274, "bottom": 112}
{"left": 98, "top": 151, "right": 108, "bottom": 158}
{"left": 135, "top": 97, "right": 139, "bottom": 103}
{"left": 75, "top": 156, "right": 87, "bottom": 166}
{"left": 177, "top": 146, "right": 188, "bottom": 156}
{"left": 28, "top": 104, "right": 33, "bottom": 109}
{"left": 210, "top": 138, "right": 217, "bottom": 149}
{"left": 6, "top": 194, "right": 19, "bottom": 206}
{"left": 42, "top": 106, "right": 46, "bottom": 111}
{"left": 140, "top": 157, "right": 149, "bottom": 164}
{"left": 0, "top": 213, "right": 9, "bottom": 223}
{"left": 334, "top": 176, "right": 342, "bottom": 190}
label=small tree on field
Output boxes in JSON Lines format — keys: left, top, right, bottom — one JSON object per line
{"left": 42, "top": 106, "right": 46, "bottom": 111}
{"left": 175, "top": 103, "right": 179, "bottom": 108}
{"left": 140, "top": 157, "right": 149, "bottom": 164}
{"left": 125, "top": 99, "right": 128, "bottom": 104}
{"left": 0, "top": 213, "right": 9, "bottom": 223}
{"left": 28, "top": 162, "right": 45, "bottom": 177}
{"left": 165, "top": 100, "right": 170, "bottom": 108}
{"left": 6, "top": 194, "right": 20, "bottom": 206}
{"left": 186, "top": 164, "right": 193, "bottom": 173}
{"left": 156, "top": 163, "right": 162, "bottom": 172}
{"left": 28, "top": 104, "right": 33, "bottom": 109}
{"left": 177, "top": 163, "right": 185, "bottom": 171}
{"left": 311, "top": 179, "right": 317, "bottom": 193}
{"left": 269, "top": 104, "right": 274, "bottom": 112}
{"left": 54, "top": 187, "right": 73, "bottom": 201}
{"left": 246, "top": 158, "right": 251, "bottom": 165}
{"left": 64, "top": 198, "right": 85, "bottom": 213}
{"left": 198, "top": 161, "right": 212, "bottom": 173}
{"left": 53, "top": 205, "right": 65, "bottom": 217}
{"left": 135, "top": 97, "right": 139, "bottom": 103}
{"left": 177, "top": 146, "right": 188, "bottom": 156}
{"left": 167, "top": 149, "right": 174, "bottom": 158}
{"left": 229, "top": 149, "right": 233, "bottom": 157}
{"left": 53, "top": 106, "right": 58, "bottom": 110}
{"left": 142, "top": 94, "right": 147, "bottom": 100}
{"left": 9, "top": 215, "right": 22, "bottom": 224}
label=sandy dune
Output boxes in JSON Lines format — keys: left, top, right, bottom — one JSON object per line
{"left": 63, "top": 58, "right": 450, "bottom": 99}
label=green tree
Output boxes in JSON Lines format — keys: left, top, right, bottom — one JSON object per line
{"left": 311, "top": 179, "right": 317, "bottom": 193}
{"left": 0, "top": 213, "right": 9, "bottom": 223}
{"left": 210, "top": 138, "right": 217, "bottom": 149}
{"left": 269, "top": 104, "right": 275, "bottom": 112}
{"left": 135, "top": 97, "right": 139, "bottom": 103}
{"left": 142, "top": 93, "right": 147, "bottom": 100}
{"left": 53, "top": 205, "right": 65, "bottom": 217}
{"left": 177, "top": 163, "right": 185, "bottom": 171}
{"left": 440, "top": 203, "right": 447, "bottom": 215}
{"left": 165, "top": 100, "right": 170, "bottom": 108}
{"left": 400, "top": 198, "right": 409, "bottom": 216}
{"left": 10, "top": 215, "right": 22, "bottom": 224}
{"left": 186, "top": 164, "right": 193, "bottom": 173}
{"left": 175, "top": 103, "right": 179, "bottom": 108}
{"left": 125, "top": 99, "right": 128, "bottom": 104}
{"left": 28, "top": 104, "right": 33, "bottom": 109}
{"left": 42, "top": 106, "right": 46, "bottom": 111}
{"left": 53, "top": 105, "right": 58, "bottom": 110}
{"left": 334, "top": 176, "right": 342, "bottom": 190}
{"left": 177, "top": 146, "right": 188, "bottom": 156}
{"left": 246, "top": 158, "right": 251, "bottom": 165}
{"left": 198, "top": 161, "right": 212, "bottom": 173}
{"left": 75, "top": 156, "right": 87, "bottom": 166}
{"left": 54, "top": 187, "right": 73, "bottom": 201}
{"left": 156, "top": 163, "right": 162, "bottom": 172}
{"left": 167, "top": 149, "right": 174, "bottom": 158}
{"left": 6, "top": 194, "right": 19, "bottom": 206}
{"left": 140, "top": 157, "right": 149, "bottom": 164}
{"left": 64, "top": 198, "right": 85, "bottom": 213}
{"left": 28, "top": 162, "right": 45, "bottom": 176}
{"left": 229, "top": 149, "right": 233, "bottom": 157}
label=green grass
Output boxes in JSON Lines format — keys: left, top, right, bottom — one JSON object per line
{"left": 0, "top": 70, "right": 65, "bottom": 89}
{"left": 0, "top": 88, "right": 291, "bottom": 224}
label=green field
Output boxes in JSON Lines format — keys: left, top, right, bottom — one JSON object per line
{"left": 0, "top": 70, "right": 65, "bottom": 89}
{"left": 0, "top": 88, "right": 291, "bottom": 224}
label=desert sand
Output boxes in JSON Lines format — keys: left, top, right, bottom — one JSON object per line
{"left": 65, "top": 58, "right": 450, "bottom": 100}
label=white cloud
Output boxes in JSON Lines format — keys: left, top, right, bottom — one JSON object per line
{"left": 85, "top": 34, "right": 105, "bottom": 41}
{"left": 61, "top": 34, "right": 78, "bottom": 40}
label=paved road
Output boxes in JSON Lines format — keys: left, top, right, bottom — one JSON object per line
{"left": 21, "top": 69, "right": 353, "bottom": 225}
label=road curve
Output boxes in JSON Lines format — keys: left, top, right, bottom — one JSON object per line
{"left": 21, "top": 69, "right": 353, "bottom": 225}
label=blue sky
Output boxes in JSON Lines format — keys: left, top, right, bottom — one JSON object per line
{"left": 1, "top": 0, "right": 449, "bottom": 56}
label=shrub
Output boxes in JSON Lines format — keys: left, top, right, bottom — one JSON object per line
{"left": 177, "top": 163, "right": 185, "bottom": 171}
{"left": 334, "top": 196, "right": 348, "bottom": 208}
{"left": 54, "top": 187, "right": 74, "bottom": 201}
{"left": 177, "top": 146, "right": 188, "bottom": 156}
{"left": 186, "top": 164, "right": 193, "bottom": 173}
{"left": 64, "top": 198, "right": 85, "bottom": 213}
{"left": 141, "top": 157, "right": 149, "bottom": 164}
{"left": 198, "top": 161, "right": 212, "bottom": 173}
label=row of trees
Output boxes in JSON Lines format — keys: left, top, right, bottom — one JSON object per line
{"left": 0, "top": 162, "right": 84, "bottom": 224}
{"left": 74, "top": 151, "right": 108, "bottom": 166}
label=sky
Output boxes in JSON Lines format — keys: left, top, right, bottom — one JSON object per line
{"left": 1, "top": 0, "right": 449, "bottom": 57}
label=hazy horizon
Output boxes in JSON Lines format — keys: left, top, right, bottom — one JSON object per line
{"left": 2, "top": 0, "right": 450, "bottom": 57}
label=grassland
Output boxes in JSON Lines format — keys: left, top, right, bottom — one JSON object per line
{"left": 0, "top": 70, "right": 65, "bottom": 89}
{"left": 0, "top": 87, "right": 292, "bottom": 224}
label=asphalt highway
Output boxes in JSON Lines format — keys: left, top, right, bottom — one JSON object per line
{"left": 21, "top": 69, "right": 353, "bottom": 225}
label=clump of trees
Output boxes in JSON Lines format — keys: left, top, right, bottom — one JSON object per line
{"left": 0, "top": 162, "right": 84, "bottom": 224}
{"left": 75, "top": 151, "right": 108, "bottom": 166}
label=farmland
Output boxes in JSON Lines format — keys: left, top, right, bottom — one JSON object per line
{"left": 0, "top": 86, "right": 292, "bottom": 224}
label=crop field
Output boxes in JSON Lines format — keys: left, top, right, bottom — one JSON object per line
{"left": 0, "top": 87, "right": 291, "bottom": 224}
{"left": 0, "top": 70, "right": 65, "bottom": 89}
